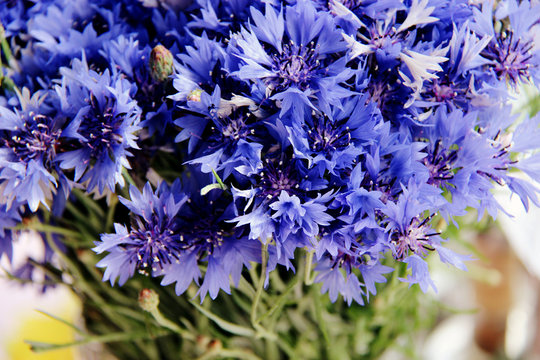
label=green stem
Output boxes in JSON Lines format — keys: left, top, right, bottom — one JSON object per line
{"left": 149, "top": 308, "right": 196, "bottom": 341}
{"left": 72, "top": 188, "right": 105, "bottom": 217}
{"left": 0, "top": 24, "right": 13, "bottom": 65}
{"left": 237, "top": 275, "right": 257, "bottom": 298}
{"left": 122, "top": 167, "right": 137, "bottom": 187}
{"left": 250, "top": 244, "right": 267, "bottom": 327}
{"left": 105, "top": 195, "right": 118, "bottom": 231}
{"left": 189, "top": 300, "right": 255, "bottom": 337}
{"left": 258, "top": 275, "right": 298, "bottom": 323}
{"left": 12, "top": 221, "right": 81, "bottom": 239}
{"left": 304, "top": 249, "right": 314, "bottom": 285}
{"left": 26, "top": 330, "right": 170, "bottom": 353}
{"left": 196, "top": 348, "right": 262, "bottom": 360}
{"left": 313, "top": 286, "right": 331, "bottom": 359}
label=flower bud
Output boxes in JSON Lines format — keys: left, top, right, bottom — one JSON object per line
{"left": 187, "top": 89, "right": 203, "bottom": 102}
{"left": 138, "top": 288, "right": 160, "bottom": 312}
{"left": 149, "top": 45, "right": 174, "bottom": 82}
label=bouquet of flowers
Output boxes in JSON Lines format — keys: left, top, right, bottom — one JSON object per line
{"left": 1, "top": 0, "right": 540, "bottom": 358}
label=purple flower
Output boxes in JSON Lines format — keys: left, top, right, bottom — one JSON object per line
{"left": 94, "top": 182, "right": 187, "bottom": 285}
{"left": 399, "top": 255, "right": 437, "bottom": 293}
{"left": 96, "top": 175, "right": 261, "bottom": 300}
{"left": 0, "top": 89, "right": 63, "bottom": 211}
{"left": 55, "top": 56, "right": 141, "bottom": 195}
{"left": 229, "top": 1, "right": 353, "bottom": 115}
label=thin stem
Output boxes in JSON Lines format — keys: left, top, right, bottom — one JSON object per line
{"left": 189, "top": 300, "right": 255, "bottom": 337}
{"left": 12, "top": 221, "right": 81, "bottom": 239}
{"left": 122, "top": 167, "right": 137, "bottom": 187}
{"left": 196, "top": 348, "right": 262, "bottom": 360}
{"left": 149, "top": 308, "right": 196, "bottom": 341}
{"left": 250, "top": 244, "right": 268, "bottom": 327}
{"left": 313, "top": 285, "right": 331, "bottom": 359}
{"left": 0, "top": 24, "right": 13, "bottom": 65}
{"left": 105, "top": 195, "right": 118, "bottom": 231}
{"left": 304, "top": 249, "right": 314, "bottom": 285}
{"left": 26, "top": 330, "right": 170, "bottom": 353}
{"left": 258, "top": 275, "right": 299, "bottom": 323}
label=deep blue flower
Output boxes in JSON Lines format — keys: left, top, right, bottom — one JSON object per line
{"left": 0, "top": 89, "right": 64, "bottom": 211}
{"left": 472, "top": 0, "right": 540, "bottom": 86}
{"left": 54, "top": 56, "right": 141, "bottom": 195}
{"left": 229, "top": 1, "right": 353, "bottom": 116}
{"left": 96, "top": 175, "right": 261, "bottom": 300}
{"left": 233, "top": 151, "right": 333, "bottom": 262}
{"left": 94, "top": 182, "right": 187, "bottom": 284}
{"left": 174, "top": 86, "right": 267, "bottom": 179}
{"left": 285, "top": 94, "right": 380, "bottom": 176}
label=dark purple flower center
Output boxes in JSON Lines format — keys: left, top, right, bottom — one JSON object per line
{"left": 257, "top": 159, "right": 299, "bottom": 199}
{"left": 366, "top": 79, "right": 400, "bottom": 118}
{"left": 423, "top": 139, "right": 458, "bottom": 186}
{"left": 129, "top": 217, "right": 182, "bottom": 273}
{"left": 176, "top": 200, "right": 230, "bottom": 258}
{"left": 3, "top": 113, "right": 60, "bottom": 167}
{"left": 271, "top": 41, "right": 322, "bottom": 91}
{"left": 184, "top": 219, "right": 225, "bottom": 256}
{"left": 210, "top": 111, "right": 251, "bottom": 145}
{"left": 433, "top": 83, "right": 457, "bottom": 101}
{"left": 81, "top": 95, "right": 124, "bottom": 161}
{"left": 483, "top": 31, "right": 534, "bottom": 85}
{"left": 307, "top": 116, "right": 352, "bottom": 153}
{"left": 390, "top": 215, "right": 437, "bottom": 260}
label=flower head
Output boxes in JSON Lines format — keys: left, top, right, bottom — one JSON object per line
{"left": 0, "top": 89, "right": 62, "bottom": 211}
{"left": 55, "top": 56, "right": 141, "bottom": 195}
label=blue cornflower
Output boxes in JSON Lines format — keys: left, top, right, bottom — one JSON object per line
{"left": 54, "top": 56, "right": 141, "bottom": 195}
{"left": 472, "top": 0, "right": 540, "bottom": 86}
{"left": 169, "top": 32, "right": 228, "bottom": 103}
{"left": 94, "top": 182, "right": 187, "bottom": 285}
{"left": 229, "top": 1, "right": 352, "bottom": 115}
{"left": 285, "top": 94, "right": 380, "bottom": 176}
{"left": 0, "top": 89, "right": 64, "bottom": 211}
{"left": 233, "top": 152, "right": 333, "bottom": 262}
{"left": 174, "top": 86, "right": 265, "bottom": 179}
{"left": 96, "top": 176, "right": 261, "bottom": 300}
{"left": 408, "top": 23, "right": 493, "bottom": 111}
{"left": 383, "top": 182, "right": 471, "bottom": 290}
{"left": 313, "top": 230, "right": 393, "bottom": 304}
{"left": 164, "top": 176, "right": 261, "bottom": 300}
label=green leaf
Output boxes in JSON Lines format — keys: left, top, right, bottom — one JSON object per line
{"left": 189, "top": 300, "right": 255, "bottom": 337}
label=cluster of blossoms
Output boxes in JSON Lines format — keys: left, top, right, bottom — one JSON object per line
{"left": 1, "top": 0, "right": 540, "bottom": 304}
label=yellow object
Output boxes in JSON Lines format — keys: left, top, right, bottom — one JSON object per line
{"left": 6, "top": 292, "right": 80, "bottom": 360}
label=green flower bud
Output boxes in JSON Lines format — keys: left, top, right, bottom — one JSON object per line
{"left": 149, "top": 45, "right": 174, "bottom": 82}
{"left": 138, "top": 288, "right": 160, "bottom": 312}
